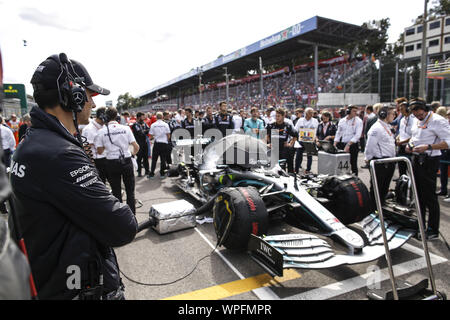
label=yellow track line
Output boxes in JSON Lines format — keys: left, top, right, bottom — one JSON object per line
{"left": 163, "top": 270, "right": 301, "bottom": 300}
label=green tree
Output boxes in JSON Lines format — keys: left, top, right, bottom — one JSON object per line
{"left": 360, "top": 18, "right": 391, "bottom": 58}
{"left": 116, "top": 92, "right": 142, "bottom": 112}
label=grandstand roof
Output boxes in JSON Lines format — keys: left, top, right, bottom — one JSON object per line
{"left": 139, "top": 16, "right": 377, "bottom": 100}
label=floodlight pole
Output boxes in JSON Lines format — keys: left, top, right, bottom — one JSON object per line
{"left": 198, "top": 68, "right": 203, "bottom": 109}
{"left": 419, "top": 0, "right": 429, "bottom": 100}
{"left": 314, "top": 44, "right": 319, "bottom": 94}
{"left": 223, "top": 67, "right": 230, "bottom": 104}
{"left": 259, "top": 57, "right": 264, "bottom": 108}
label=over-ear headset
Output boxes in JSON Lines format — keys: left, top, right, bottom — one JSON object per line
{"left": 97, "top": 108, "right": 108, "bottom": 123}
{"left": 400, "top": 101, "right": 410, "bottom": 113}
{"left": 409, "top": 99, "right": 430, "bottom": 112}
{"left": 378, "top": 105, "right": 389, "bottom": 120}
{"left": 346, "top": 105, "right": 356, "bottom": 115}
{"left": 48, "top": 53, "right": 87, "bottom": 113}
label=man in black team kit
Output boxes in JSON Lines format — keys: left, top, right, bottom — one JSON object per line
{"left": 266, "top": 107, "right": 297, "bottom": 168}
{"left": 9, "top": 53, "right": 137, "bottom": 300}
{"left": 215, "top": 102, "right": 234, "bottom": 138}
{"left": 131, "top": 112, "right": 150, "bottom": 177}
{"left": 202, "top": 106, "right": 217, "bottom": 134}
{"left": 182, "top": 107, "right": 196, "bottom": 138}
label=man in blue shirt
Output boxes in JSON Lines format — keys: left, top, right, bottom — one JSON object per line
{"left": 244, "top": 107, "right": 265, "bottom": 139}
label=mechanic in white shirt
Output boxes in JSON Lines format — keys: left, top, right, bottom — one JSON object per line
{"left": 334, "top": 105, "right": 363, "bottom": 176}
{"left": 0, "top": 116, "right": 16, "bottom": 168}
{"left": 82, "top": 107, "right": 108, "bottom": 184}
{"left": 96, "top": 107, "right": 140, "bottom": 214}
{"left": 364, "top": 105, "right": 396, "bottom": 207}
{"left": 396, "top": 101, "right": 415, "bottom": 176}
{"left": 294, "top": 108, "right": 319, "bottom": 174}
{"left": 232, "top": 110, "right": 244, "bottom": 134}
{"left": 148, "top": 112, "right": 171, "bottom": 179}
{"left": 405, "top": 98, "right": 450, "bottom": 240}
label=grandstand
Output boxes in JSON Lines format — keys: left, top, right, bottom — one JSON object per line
{"left": 138, "top": 16, "right": 379, "bottom": 111}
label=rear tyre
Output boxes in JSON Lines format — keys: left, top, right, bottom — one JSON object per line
{"left": 213, "top": 187, "right": 268, "bottom": 251}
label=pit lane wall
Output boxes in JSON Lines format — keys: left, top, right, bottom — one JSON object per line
{"left": 317, "top": 93, "right": 380, "bottom": 107}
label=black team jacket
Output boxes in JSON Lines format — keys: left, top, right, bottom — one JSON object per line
{"left": 9, "top": 106, "right": 137, "bottom": 300}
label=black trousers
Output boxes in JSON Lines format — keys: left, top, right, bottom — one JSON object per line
{"left": 337, "top": 142, "right": 359, "bottom": 176}
{"left": 106, "top": 158, "right": 135, "bottom": 214}
{"left": 136, "top": 142, "right": 149, "bottom": 174}
{"left": 295, "top": 148, "right": 313, "bottom": 173}
{"left": 369, "top": 160, "right": 395, "bottom": 211}
{"left": 2, "top": 149, "right": 12, "bottom": 168}
{"left": 281, "top": 147, "right": 295, "bottom": 173}
{"left": 439, "top": 150, "right": 450, "bottom": 193}
{"left": 151, "top": 142, "right": 169, "bottom": 175}
{"left": 413, "top": 156, "right": 441, "bottom": 233}
{"left": 94, "top": 158, "right": 109, "bottom": 184}
{"left": 397, "top": 145, "right": 411, "bottom": 177}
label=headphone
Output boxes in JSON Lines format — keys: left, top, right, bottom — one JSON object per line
{"left": 409, "top": 99, "right": 431, "bottom": 112}
{"left": 400, "top": 101, "right": 410, "bottom": 113}
{"left": 48, "top": 53, "right": 87, "bottom": 113}
{"left": 378, "top": 106, "right": 389, "bottom": 120}
{"left": 97, "top": 108, "right": 108, "bottom": 123}
{"left": 346, "top": 105, "right": 356, "bottom": 115}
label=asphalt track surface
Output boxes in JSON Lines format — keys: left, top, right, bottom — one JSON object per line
{"left": 114, "top": 152, "right": 450, "bottom": 301}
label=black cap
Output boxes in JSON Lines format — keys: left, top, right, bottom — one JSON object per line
{"left": 31, "top": 54, "right": 110, "bottom": 96}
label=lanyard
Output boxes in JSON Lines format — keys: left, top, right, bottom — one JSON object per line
{"left": 418, "top": 112, "right": 433, "bottom": 129}
{"left": 323, "top": 122, "right": 329, "bottom": 135}
{"left": 379, "top": 121, "right": 393, "bottom": 137}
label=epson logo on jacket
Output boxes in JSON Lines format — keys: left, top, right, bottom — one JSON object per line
{"left": 70, "top": 165, "right": 91, "bottom": 178}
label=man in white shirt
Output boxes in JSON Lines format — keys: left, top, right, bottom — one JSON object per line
{"left": 82, "top": 107, "right": 108, "bottom": 183}
{"left": 148, "top": 112, "right": 171, "bottom": 179}
{"left": 406, "top": 98, "right": 450, "bottom": 240}
{"left": 232, "top": 110, "right": 244, "bottom": 134}
{"left": 364, "top": 105, "right": 396, "bottom": 208}
{"left": 334, "top": 105, "right": 363, "bottom": 176}
{"left": 294, "top": 108, "right": 319, "bottom": 174}
{"left": 0, "top": 116, "right": 16, "bottom": 168}
{"left": 396, "top": 101, "right": 415, "bottom": 176}
{"left": 97, "top": 107, "right": 140, "bottom": 214}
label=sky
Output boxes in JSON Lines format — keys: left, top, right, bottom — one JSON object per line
{"left": 0, "top": 0, "right": 434, "bottom": 107}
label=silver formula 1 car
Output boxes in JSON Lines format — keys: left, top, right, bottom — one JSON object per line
{"left": 168, "top": 135, "right": 417, "bottom": 277}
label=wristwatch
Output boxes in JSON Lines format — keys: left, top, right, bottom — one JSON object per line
{"left": 428, "top": 144, "right": 433, "bottom": 151}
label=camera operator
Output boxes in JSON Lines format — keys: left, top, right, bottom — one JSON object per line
{"left": 9, "top": 54, "right": 137, "bottom": 299}
{"left": 97, "top": 107, "right": 139, "bottom": 214}
{"left": 334, "top": 105, "right": 363, "bottom": 176}
{"left": 406, "top": 98, "right": 450, "bottom": 241}
{"left": 81, "top": 107, "right": 108, "bottom": 184}
{"left": 131, "top": 112, "right": 150, "bottom": 178}
{"left": 364, "top": 105, "right": 396, "bottom": 208}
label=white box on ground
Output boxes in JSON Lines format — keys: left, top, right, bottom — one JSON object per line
{"left": 318, "top": 151, "right": 351, "bottom": 176}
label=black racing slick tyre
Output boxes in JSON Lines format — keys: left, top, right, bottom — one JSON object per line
{"left": 213, "top": 187, "right": 268, "bottom": 252}
{"left": 321, "top": 176, "right": 372, "bottom": 225}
